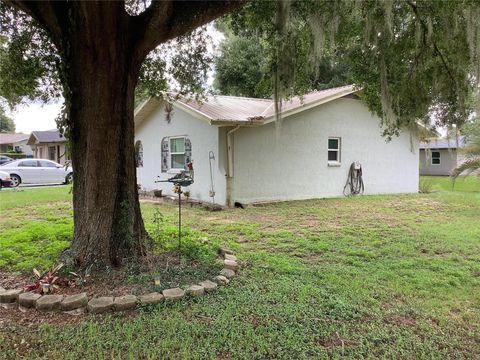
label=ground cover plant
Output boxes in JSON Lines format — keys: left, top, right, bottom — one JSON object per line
{"left": 0, "top": 185, "right": 479, "bottom": 358}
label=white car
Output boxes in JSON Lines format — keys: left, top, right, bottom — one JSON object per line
{"left": 0, "top": 159, "right": 73, "bottom": 187}
{"left": 0, "top": 170, "right": 12, "bottom": 189}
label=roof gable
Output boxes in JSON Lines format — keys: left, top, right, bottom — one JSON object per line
{"left": 27, "top": 129, "right": 66, "bottom": 145}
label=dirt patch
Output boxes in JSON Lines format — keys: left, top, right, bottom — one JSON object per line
{"left": 318, "top": 332, "right": 359, "bottom": 352}
{"left": 0, "top": 306, "right": 89, "bottom": 329}
{"left": 247, "top": 314, "right": 262, "bottom": 329}
{"left": 0, "top": 271, "right": 31, "bottom": 289}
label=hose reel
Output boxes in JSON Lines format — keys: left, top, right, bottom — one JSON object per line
{"left": 343, "top": 161, "right": 364, "bottom": 196}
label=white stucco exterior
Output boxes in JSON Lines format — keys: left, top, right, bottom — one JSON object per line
{"left": 135, "top": 105, "right": 227, "bottom": 205}
{"left": 232, "top": 98, "right": 419, "bottom": 203}
{"left": 135, "top": 96, "right": 419, "bottom": 206}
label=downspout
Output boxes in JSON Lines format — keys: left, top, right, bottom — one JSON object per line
{"left": 226, "top": 125, "right": 241, "bottom": 207}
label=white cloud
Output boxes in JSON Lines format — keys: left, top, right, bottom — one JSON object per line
{"left": 8, "top": 101, "right": 63, "bottom": 134}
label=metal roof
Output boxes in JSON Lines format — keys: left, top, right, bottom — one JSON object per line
{"left": 134, "top": 85, "right": 358, "bottom": 127}
{"left": 419, "top": 136, "right": 466, "bottom": 149}
{"left": 0, "top": 133, "right": 29, "bottom": 145}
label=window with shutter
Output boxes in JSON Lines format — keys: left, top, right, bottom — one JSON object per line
{"left": 161, "top": 136, "right": 192, "bottom": 172}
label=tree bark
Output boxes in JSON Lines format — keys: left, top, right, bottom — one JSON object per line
{"left": 65, "top": 4, "right": 147, "bottom": 268}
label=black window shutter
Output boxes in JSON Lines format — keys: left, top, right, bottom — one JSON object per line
{"left": 184, "top": 137, "right": 192, "bottom": 169}
{"left": 161, "top": 137, "right": 169, "bottom": 172}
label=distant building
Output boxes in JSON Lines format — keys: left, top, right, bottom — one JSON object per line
{"left": 419, "top": 136, "right": 466, "bottom": 176}
{"left": 27, "top": 129, "right": 69, "bottom": 165}
{"left": 0, "top": 133, "right": 33, "bottom": 156}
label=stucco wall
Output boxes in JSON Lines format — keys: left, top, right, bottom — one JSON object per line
{"left": 419, "top": 149, "right": 458, "bottom": 176}
{"left": 32, "top": 143, "right": 68, "bottom": 165}
{"left": 232, "top": 98, "right": 419, "bottom": 203}
{"left": 135, "top": 105, "right": 227, "bottom": 205}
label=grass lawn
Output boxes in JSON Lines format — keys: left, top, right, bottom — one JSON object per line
{"left": 421, "top": 175, "right": 480, "bottom": 193}
{"left": 1, "top": 185, "right": 479, "bottom": 358}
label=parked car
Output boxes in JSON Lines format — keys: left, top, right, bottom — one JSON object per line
{"left": 0, "top": 170, "right": 12, "bottom": 189}
{"left": 0, "top": 155, "right": 13, "bottom": 165}
{"left": 0, "top": 159, "right": 73, "bottom": 187}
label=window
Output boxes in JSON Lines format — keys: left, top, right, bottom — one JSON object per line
{"left": 39, "top": 160, "right": 57, "bottom": 168}
{"left": 328, "top": 137, "right": 341, "bottom": 163}
{"left": 161, "top": 136, "right": 191, "bottom": 172}
{"left": 170, "top": 137, "right": 185, "bottom": 169}
{"left": 19, "top": 160, "right": 38, "bottom": 167}
{"left": 431, "top": 151, "right": 441, "bottom": 165}
{"left": 135, "top": 140, "right": 143, "bottom": 168}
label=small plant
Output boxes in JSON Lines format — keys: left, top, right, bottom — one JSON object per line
{"left": 25, "top": 263, "right": 65, "bottom": 293}
{"left": 183, "top": 190, "right": 190, "bottom": 201}
{"left": 151, "top": 207, "right": 165, "bottom": 245}
{"left": 419, "top": 177, "right": 434, "bottom": 193}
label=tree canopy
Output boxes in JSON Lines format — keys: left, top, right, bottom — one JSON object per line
{"left": 222, "top": 0, "right": 480, "bottom": 137}
{"left": 0, "top": 106, "right": 15, "bottom": 133}
{"left": 213, "top": 28, "right": 352, "bottom": 98}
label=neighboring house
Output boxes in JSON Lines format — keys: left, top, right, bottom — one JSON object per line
{"left": 27, "top": 129, "right": 69, "bottom": 165}
{"left": 134, "top": 85, "right": 419, "bottom": 207}
{"left": 0, "top": 133, "right": 33, "bottom": 156}
{"left": 419, "top": 136, "right": 466, "bottom": 176}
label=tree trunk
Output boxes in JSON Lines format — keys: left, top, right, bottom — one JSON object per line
{"left": 66, "top": 7, "right": 147, "bottom": 268}
{"left": 6, "top": 0, "right": 247, "bottom": 269}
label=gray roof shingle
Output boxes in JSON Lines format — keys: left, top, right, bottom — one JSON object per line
{"left": 30, "top": 129, "right": 66, "bottom": 144}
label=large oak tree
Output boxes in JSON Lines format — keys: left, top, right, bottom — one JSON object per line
{"left": 1, "top": 0, "right": 479, "bottom": 269}
{"left": 1, "top": 0, "right": 245, "bottom": 268}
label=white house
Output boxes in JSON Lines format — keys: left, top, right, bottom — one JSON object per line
{"left": 134, "top": 85, "right": 419, "bottom": 206}
{"left": 419, "top": 136, "right": 466, "bottom": 176}
{"left": 0, "top": 133, "right": 33, "bottom": 156}
{"left": 27, "top": 129, "right": 69, "bottom": 165}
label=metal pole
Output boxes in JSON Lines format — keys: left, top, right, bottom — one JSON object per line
{"left": 178, "top": 187, "right": 181, "bottom": 250}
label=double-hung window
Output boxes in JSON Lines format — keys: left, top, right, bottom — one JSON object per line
{"left": 328, "top": 137, "right": 341, "bottom": 164}
{"left": 170, "top": 137, "right": 185, "bottom": 169}
{"left": 431, "top": 151, "right": 441, "bottom": 165}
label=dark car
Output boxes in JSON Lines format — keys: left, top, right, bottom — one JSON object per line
{"left": 0, "top": 170, "right": 12, "bottom": 189}
{"left": 0, "top": 155, "right": 13, "bottom": 165}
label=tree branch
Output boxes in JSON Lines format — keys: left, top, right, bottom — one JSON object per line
{"left": 407, "top": 0, "right": 456, "bottom": 84}
{"left": 4, "top": 0, "right": 68, "bottom": 51}
{"left": 132, "top": 0, "right": 247, "bottom": 59}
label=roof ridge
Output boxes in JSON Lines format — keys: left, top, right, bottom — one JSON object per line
{"left": 208, "top": 94, "right": 273, "bottom": 102}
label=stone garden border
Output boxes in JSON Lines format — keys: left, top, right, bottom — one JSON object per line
{"left": 0, "top": 248, "right": 239, "bottom": 315}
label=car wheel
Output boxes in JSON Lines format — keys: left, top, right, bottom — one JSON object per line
{"left": 65, "top": 173, "right": 73, "bottom": 184}
{"left": 10, "top": 174, "right": 21, "bottom": 187}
